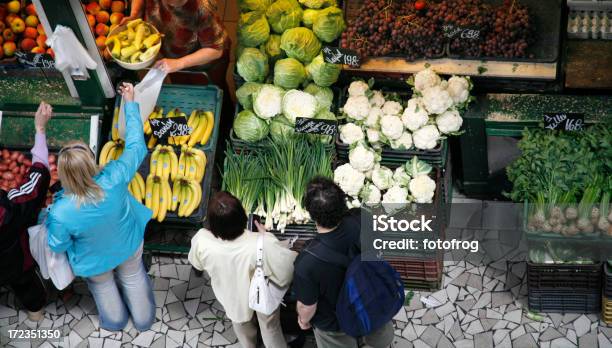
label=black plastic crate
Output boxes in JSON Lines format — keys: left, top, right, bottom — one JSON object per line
{"left": 605, "top": 263, "right": 612, "bottom": 298}
{"left": 527, "top": 262, "right": 603, "bottom": 291}
{"left": 528, "top": 289, "right": 601, "bottom": 314}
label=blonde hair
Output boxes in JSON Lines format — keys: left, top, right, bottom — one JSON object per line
{"left": 57, "top": 141, "right": 104, "bottom": 206}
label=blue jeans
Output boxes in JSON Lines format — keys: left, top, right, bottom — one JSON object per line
{"left": 86, "top": 244, "right": 155, "bottom": 331}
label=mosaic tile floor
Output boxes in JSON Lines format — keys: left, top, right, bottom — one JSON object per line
{"left": 1, "top": 251, "right": 611, "bottom": 348}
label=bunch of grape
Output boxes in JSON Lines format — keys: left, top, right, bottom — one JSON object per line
{"left": 439, "top": 0, "right": 495, "bottom": 57}
{"left": 390, "top": 2, "right": 446, "bottom": 60}
{"left": 481, "top": 0, "right": 534, "bottom": 58}
{"left": 340, "top": 0, "right": 399, "bottom": 58}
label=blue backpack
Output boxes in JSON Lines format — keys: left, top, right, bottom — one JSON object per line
{"left": 305, "top": 240, "right": 405, "bottom": 337}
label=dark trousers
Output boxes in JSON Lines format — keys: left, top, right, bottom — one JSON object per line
{"left": 7, "top": 268, "right": 47, "bottom": 312}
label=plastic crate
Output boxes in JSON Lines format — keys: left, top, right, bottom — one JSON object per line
{"left": 527, "top": 262, "right": 603, "bottom": 291}
{"left": 387, "top": 258, "right": 443, "bottom": 282}
{"left": 402, "top": 277, "right": 442, "bottom": 291}
{"left": 528, "top": 289, "right": 601, "bottom": 314}
{"left": 605, "top": 263, "right": 612, "bottom": 298}
{"left": 114, "top": 84, "right": 223, "bottom": 152}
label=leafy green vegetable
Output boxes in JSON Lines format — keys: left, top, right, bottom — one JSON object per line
{"left": 299, "top": 0, "right": 336, "bottom": 8}
{"left": 239, "top": 0, "right": 274, "bottom": 12}
{"left": 269, "top": 117, "right": 295, "bottom": 142}
{"left": 273, "top": 58, "right": 306, "bottom": 89}
{"left": 237, "top": 48, "right": 269, "bottom": 82}
{"left": 304, "top": 83, "right": 334, "bottom": 112}
{"left": 233, "top": 109, "right": 270, "bottom": 143}
{"left": 302, "top": 9, "right": 320, "bottom": 27}
{"left": 280, "top": 27, "right": 321, "bottom": 64}
{"left": 236, "top": 82, "right": 263, "bottom": 110}
{"left": 305, "top": 53, "right": 341, "bottom": 87}
{"left": 266, "top": 0, "right": 303, "bottom": 34}
{"left": 238, "top": 11, "right": 270, "bottom": 47}
{"left": 263, "top": 34, "right": 284, "bottom": 62}
{"left": 312, "top": 6, "right": 345, "bottom": 43}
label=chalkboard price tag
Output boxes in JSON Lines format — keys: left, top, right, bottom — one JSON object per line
{"left": 149, "top": 117, "right": 192, "bottom": 142}
{"left": 15, "top": 51, "right": 55, "bottom": 69}
{"left": 295, "top": 117, "right": 338, "bottom": 136}
{"left": 322, "top": 46, "right": 360, "bottom": 67}
{"left": 442, "top": 25, "right": 481, "bottom": 40}
{"left": 544, "top": 113, "right": 584, "bottom": 131}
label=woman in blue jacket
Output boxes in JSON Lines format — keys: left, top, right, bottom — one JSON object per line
{"left": 47, "top": 83, "right": 155, "bottom": 332}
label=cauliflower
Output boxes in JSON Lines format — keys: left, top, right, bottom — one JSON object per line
{"left": 422, "top": 85, "right": 453, "bottom": 115}
{"left": 348, "top": 198, "right": 362, "bottom": 209}
{"left": 343, "top": 95, "right": 370, "bottom": 121}
{"left": 382, "top": 185, "right": 409, "bottom": 204}
{"left": 414, "top": 68, "right": 441, "bottom": 92}
{"left": 365, "top": 107, "right": 382, "bottom": 128}
{"left": 412, "top": 125, "right": 441, "bottom": 150}
{"left": 281, "top": 90, "right": 318, "bottom": 123}
{"left": 339, "top": 123, "right": 364, "bottom": 145}
{"left": 334, "top": 163, "right": 365, "bottom": 197}
{"left": 369, "top": 90, "right": 385, "bottom": 108}
{"left": 401, "top": 98, "right": 429, "bottom": 131}
{"left": 360, "top": 183, "right": 381, "bottom": 204}
{"left": 366, "top": 128, "right": 381, "bottom": 144}
{"left": 371, "top": 165, "right": 394, "bottom": 191}
{"left": 436, "top": 109, "right": 463, "bottom": 134}
{"left": 446, "top": 76, "right": 470, "bottom": 104}
{"left": 409, "top": 174, "right": 436, "bottom": 203}
{"left": 381, "top": 101, "right": 403, "bottom": 116}
{"left": 349, "top": 143, "right": 377, "bottom": 172}
{"left": 393, "top": 166, "right": 411, "bottom": 187}
{"left": 348, "top": 80, "right": 369, "bottom": 97}
{"left": 380, "top": 115, "right": 404, "bottom": 140}
{"left": 253, "top": 85, "right": 284, "bottom": 119}
{"left": 390, "top": 132, "right": 413, "bottom": 150}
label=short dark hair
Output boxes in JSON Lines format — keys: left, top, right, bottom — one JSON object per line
{"left": 304, "top": 176, "right": 348, "bottom": 229}
{"left": 207, "top": 191, "right": 247, "bottom": 241}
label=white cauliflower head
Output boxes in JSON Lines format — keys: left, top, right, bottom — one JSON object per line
{"left": 339, "top": 123, "right": 364, "bottom": 145}
{"left": 381, "top": 100, "right": 403, "bottom": 116}
{"left": 393, "top": 166, "right": 411, "bottom": 187}
{"left": 414, "top": 68, "right": 441, "bottom": 92}
{"left": 447, "top": 76, "right": 470, "bottom": 104}
{"left": 349, "top": 143, "right": 377, "bottom": 172}
{"left": 253, "top": 85, "right": 284, "bottom": 119}
{"left": 343, "top": 95, "right": 370, "bottom": 121}
{"left": 282, "top": 90, "right": 318, "bottom": 123}
{"left": 369, "top": 90, "right": 385, "bottom": 108}
{"left": 348, "top": 80, "right": 369, "bottom": 97}
{"left": 401, "top": 98, "right": 430, "bottom": 131}
{"left": 436, "top": 109, "right": 463, "bottom": 134}
{"left": 334, "top": 163, "right": 365, "bottom": 197}
{"left": 422, "top": 85, "right": 453, "bottom": 115}
{"left": 365, "top": 107, "right": 382, "bottom": 128}
{"left": 390, "top": 132, "right": 413, "bottom": 150}
{"left": 348, "top": 198, "right": 362, "bottom": 209}
{"left": 412, "top": 125, "right": 441, "bottom": 150}
{"left": 366, "top": 128, "right": 381, "bottom": 144}
{"left": 371, "top": 165, "right": 394, "bottom": 191}
{"left": 360, "top": 183, "right": 381, "bottom": 205}
{"left": 382, "top": 185, "right": 409, "bottom": 204}
{"left": 380, "top": 115, "right": 404, "bottom": 140}
{"left": 409, "top": 174, "right": 436, "bottom": 203}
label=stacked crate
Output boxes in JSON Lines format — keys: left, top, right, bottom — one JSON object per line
{"left": 603, "top": 263, "right": 612, "bottom": 324}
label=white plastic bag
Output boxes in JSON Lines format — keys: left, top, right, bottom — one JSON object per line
{"left": 248, "top": 233, "right": 288, "bottom": 315}
{"left": 47, "top": 25, "right": 97, "bottom": 80}
{"left": 118, "top": 68, "right": 167, "bottom": 138}
{"left": 28, "top": 223, "right": 75, "bottom": 290}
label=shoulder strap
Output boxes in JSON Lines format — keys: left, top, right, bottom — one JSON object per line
{"left": 256, "top": 234, "right": 264, "bottom": 267}
{"left": 304, "top": 239, "right": 352, "bottom": 268}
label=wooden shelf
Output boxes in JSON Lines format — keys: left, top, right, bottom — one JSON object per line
{"left": 564, "top": 40, "right": 612, "bottom": 90}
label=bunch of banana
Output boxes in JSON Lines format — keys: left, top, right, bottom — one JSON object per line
{"left": 111, "top": 107, "right": 120, "bottom": 141}
{"left": 146, "top": 107, "right": 164, "bottom": 149}
{"left": 106, "top": 19, "right": 162, "bottom": 64}
{"left": 99, "top": 140, "right": 125, "bottom": 166}
{"left": 187, "top": 110, "right": 215, "bottom": 147}
{"left": 128, "top": 172, "right": 146, "bottom": 202}
{"left": 145, "top": 174, "right": 173, "bottom": 222}
{"left": 172, "top": 177, "right": 202, "bottom": 217}
{"left": 178, "top": 146, "right": 207, "bottom": 183}
{"left": 150, "top": 145, "right": 179, "bottom": 181}
{"left": 167, "top": 109, "right": 189, "bottom": 146}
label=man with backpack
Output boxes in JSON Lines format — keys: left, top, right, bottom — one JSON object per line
{"left": 293, "top": 177, "right": 403, "bottom": 348}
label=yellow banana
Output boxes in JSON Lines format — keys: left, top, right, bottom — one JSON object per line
{"left": 200, "top": 111, "right": 215, "bottom": 145}
{"left": 157, "top": 179, "right": 168, "bottom": 222}
{"left": 185, "top": 179, "right": 201, "bottom": 216}
{"left": 151, "top": 177, "right": 160, "bottom": 219}
{"left": 150, "top": 148, "right": 160, "bottom": 176}
{"left": 190, "top": 148, "right": 207, "bottom": 182}
{"left": 178, "top": 182, "right": 190, "bottom": 217}
{"left": 99, "top": 141, "right": 115, "bottom": 166}
{"left": 156, "top": 151, "right": 166, "bottom": 179}
{"left": 188, "top": 115, "right": 207, "bottom": 147}
{"left": 135, "top": 172, "right": 146, "bottom": 196}
{"left": 185, "top": 154, "right": 198, "bottom": 180}
{"left": 167, "top": 147, "right": 179, "bottom": 180}
{"left": 106, "top": 146, "right": 117, "bottom": 165}
{"left": 112, "top": 108, "right": 119, "bottom": 141}
{"left": 145, "top": 174, "right": 154, "bottom": 211}
{"left": 178, "top": 149, "right": 187, "bottom": 177}
{"left": 170, "top": 179, "right": 181, "bottom": 211}
{"left": 114, "top": 144, "right": 124, "bottom": 160}
{"left": 147, "top": 135, "right": 157, "bottom": 149}
{"left": 160, "top": 150, "right": 171, "bottom": 180}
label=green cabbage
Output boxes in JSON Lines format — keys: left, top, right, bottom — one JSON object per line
{"left": 265, "top": 0, "right": 303, "bottom": 34}
{"left": 273, "top": 58, "right": 306, "bottom": 89}
{"left": 312, "top": 7, "right": 345, "bottom": 43}
{"left": 269, "top": 117, "right": 295, "bottom": 142}
{"left": 263, "top": 34, "right": 284, "bottom": 62}
{"left": 236, "top": 82, "right": 262, "bottom": 110}
{"left": 239, "top": 0, "right": 274, "bottom": 12}
{"left": 299, "top": 0, "right": 336, "bottom": 8}
{"left": 280, "top": 27, "right": 321, "bottom": 64}
{"left": 302, "top": 9, "right": 320, "bottom": 27}
{"left": 238, "top": 11, "right": 270, "bottom": 48}
{"left": 307, "top": 109, "right": 337, "bottom": 143}
{"left": 237, "top": 48, "right": 269, "bottom": 82}
{"left": 233, "top": 110, "right": 269, "bottom": 143}
{"left": 304, "top": 83, "right": 334, "bottom": 112}
{"left": 305, "top": 54, "right": 341, "bottom": 87}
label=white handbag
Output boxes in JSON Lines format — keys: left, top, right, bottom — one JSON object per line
{"left": 248, "top": 233, "right": 288, "bottom": 315}
{"left": 28, "top": 223, "right": 75, "bottom": 290}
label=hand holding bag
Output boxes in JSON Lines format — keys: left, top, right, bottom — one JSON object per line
{"left": 248, "top": 233, "right": 288, "bottom": 315}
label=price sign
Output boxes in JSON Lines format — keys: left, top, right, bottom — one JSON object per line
{"left": 15, "top": 52, "right": 55, "bottom": 69}
{"left": 295, "top": 118, "right": 338, "bottom": 136}
{"left": 322, "top": 46, "right": 360, "bottom": 67}
{"left": 544, "top": 113, "right": 584, "bottom": 131}
{"left": 149, "top": 117, "right": 192, "bottom": 142}
{"left": 442, "top": 25, "right": 481, "bottom": 40}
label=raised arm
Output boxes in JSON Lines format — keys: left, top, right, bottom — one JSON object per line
{"left": 32, "top": 101, "right": 52, "bottom": 168}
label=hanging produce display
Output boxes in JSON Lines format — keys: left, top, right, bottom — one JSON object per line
{"left": 339, "top": 68, "right": 472, "bottom": 151}
{"left": 0, "top": 1, "right": 51, "bottom": 59}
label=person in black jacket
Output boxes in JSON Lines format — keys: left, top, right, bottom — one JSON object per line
{"left": 0, "top": 102, "right": 53, "bottom": 322}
